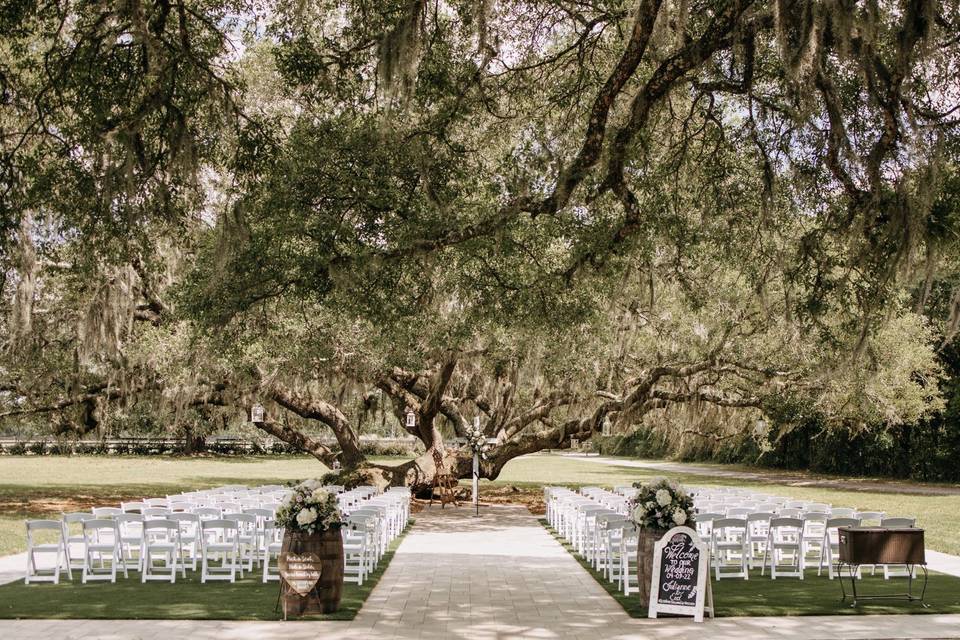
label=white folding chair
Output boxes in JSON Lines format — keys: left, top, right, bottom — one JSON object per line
{"left": 224, "top": 513, "right": 258, "bottom": 574}
{"left": 82, "top": 519, "right": 128, "bottom": 583}
{"left": 880, "top": 517, "right": 917, "bottom": 579}
{"left": 25, "top": 520, "right": 69, "bottom": 584}
{"left": 763, "top": 517, "right": 804, "bottom": 579}
{"left": 343, "top": 515, "right": 374, "bottom": 586}
{"left": 261, "top": 520, "right": 284, "bottom": 583}
{"left": 200, "top": 519, "right": 240, "bottom": 582}
{"left": 114, "top": 513, "right": 144, "bottom": 571}
{"left": 61, "top": 512, "right": 93, "bottom": 576}
{"left": 747, "top": 512, "right": 774, "bottom": 569}
{"left": 712, "top": 518, "right": 749, "bottom": 580}
{"left": 801, "top": 512, "right": 828, "bottom": 567}
{"left": 819, "top": 517, "right": 860, "bottom": 579}
{"left": 141, "top": 519, "right": 183, "bottom": 582}
{"left": 169, "top": 512, "right": 201, "bottom": 571}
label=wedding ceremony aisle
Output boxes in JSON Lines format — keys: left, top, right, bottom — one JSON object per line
{"left": 2, "top": 504, "right": 960, "bottom": 639}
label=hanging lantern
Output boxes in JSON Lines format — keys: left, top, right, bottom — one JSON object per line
{"left": 754, "top": 418, "right": 767, "bottom": 436}
{"left": 250, "top": 403, "right": 265, "bottom": 423}
{"left": 405, "top": 408, "right": 416, "bottom": 428}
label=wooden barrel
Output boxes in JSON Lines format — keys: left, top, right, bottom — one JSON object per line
{"left": 280, "top": 527, "right": 344, "bottom": 616}
{"left": 637, "top": 528, "right": 668, "bottom": 609}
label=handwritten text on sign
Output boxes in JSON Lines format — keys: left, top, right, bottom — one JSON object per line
{"left": 657, "top": 532, "right": 700, "bottom": 607}
{"left": 279, "top": 552, "right": 323, "bottom": 596}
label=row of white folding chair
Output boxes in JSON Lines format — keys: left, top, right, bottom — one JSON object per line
{"left": 341, "top": 489, "right": 411, "bottom": 585}
{"left": 343, "top": 513, "right": 380, "bottom": 586}
{"left": 76, "top": 509, "right": 274, "bottom": 576}
{"left": 338, "top": 487, "right": 379, "bottom": 513}
{"left": 703, "top": 514, "right": 916, "bottom": 581}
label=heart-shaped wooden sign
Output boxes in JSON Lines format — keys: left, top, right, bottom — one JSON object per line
{"left": 279, "top": 552, "right": 323, "bottom": 596}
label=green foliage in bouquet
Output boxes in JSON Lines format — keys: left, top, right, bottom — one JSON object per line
{"left": 275, "top": 479, "right": 343, "bottom": 535}
{"left": 629, "top": 478, "right": 695, "bottom": 531}
{"left": 466, "top": 424, "right": 491, "bottom": 460}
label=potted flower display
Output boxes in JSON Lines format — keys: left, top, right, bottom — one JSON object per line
{"left": 274, "top": 480, "right": 345, "bottom": 615}
{"left": 629, "top": 478, "right": 695, "bottom": 608}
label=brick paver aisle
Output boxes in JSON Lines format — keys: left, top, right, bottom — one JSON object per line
{"left": 2, "top": 504, "right": 960, "bottom": 638}
{"left": 350, "top": 503, "right": 632, "bottom": 637}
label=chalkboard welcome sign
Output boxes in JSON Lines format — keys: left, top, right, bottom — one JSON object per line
{"left": 647, "top": 526, "right": 714, "bottom": 622}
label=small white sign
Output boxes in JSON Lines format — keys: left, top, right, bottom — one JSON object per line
{"left": 647, "top": 526, "right": 714, "bottom": 623}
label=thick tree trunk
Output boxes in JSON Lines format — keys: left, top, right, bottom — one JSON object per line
{"left": 262, "top": 382, "right": 366, "bottom": 469}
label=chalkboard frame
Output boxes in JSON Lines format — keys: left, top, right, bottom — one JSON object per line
{"left": 647, "top": 525, "right": 714, "bottom": 622}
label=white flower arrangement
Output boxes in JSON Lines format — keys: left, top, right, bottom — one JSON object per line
{"left": 275, "top": 480, "right": 343, "bottom": 535}
{"left": 629, "top": 477, "right": 694, "bottom": 531}
{"left": 465, "top": 424, "right": 492, "bottom": 460}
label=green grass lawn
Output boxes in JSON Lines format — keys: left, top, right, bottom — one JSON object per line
{"left": 0, "top": 521, "right": 410, "bottom": 620}
{"left": 0, "top": 455, "right": 336, "bottom": 556}
{"left": 493, "top": 454, "right": 960, "bottom": 556}
{"left": 541, "top": 520, "right": 960, "bottom": 617}
{"left": 2, "top": 453, "right": 959, "bottom": 556}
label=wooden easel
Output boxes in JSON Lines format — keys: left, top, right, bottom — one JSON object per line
{"left": 428, "top": 448, "right": 460, "bottom": 508}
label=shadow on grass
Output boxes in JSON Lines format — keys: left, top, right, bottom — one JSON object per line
{"left": 0, "top": 520, "right": 413, "bottom": 621}
{"left": 539, "top": 519, "right": 960, "bottom": 617}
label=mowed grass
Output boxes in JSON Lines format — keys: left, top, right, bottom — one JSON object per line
{"left": 541, "top": 520, "right": 960, "bottom": 617}
{"left": 0, "top": 455, "right": 333, "bottom": 556}
{"left": 2, "top": 453, "right": 959, "bottom": 556}
{"left": 0, "top": 523, "right": 410, "bottom": 620}
{"left": 492, "top": 454, "right": 960, "bottom": 556}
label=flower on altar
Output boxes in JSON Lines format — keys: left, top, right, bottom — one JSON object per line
{"left": 672, "top": 509, "right": 687, "bottom": 525}
{"left": 655, "top": 489, "right": 672, "bottom": 506}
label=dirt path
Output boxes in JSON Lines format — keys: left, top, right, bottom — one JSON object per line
{"left": 568, "top": 455, "right": 960, "bottom": 496}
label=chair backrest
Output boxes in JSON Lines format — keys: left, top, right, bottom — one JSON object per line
{"left": 830, "top": 507, "right": 856, "bottom": 518}
{"left": 692, "top": 512, "right": 723, "bottom": 523}
{"left": 712, "top": 517, "right": 747, "bottom": 531}
{"left": 769, "top": 517, "right": 804, "bottom": 532}
{"left": 778, "top": 508, "right": 802, "bottom": 518}
{"left": 855, "top": 511, "right": 885, "bottom": 524}
{"left": 193, "top": 507, "right": 221, "bottom": 520}
{"left": 747, "top": 511, "right": 774, "bottom": 523}
{"left": 143, "top": 507, "right": 171, "bottom": 519}
{"left": 243, "top": 508, "right": 273, "bottom": 524}
{"left": 881, "top": 517, "right": 916, "bottom": 528}
{"left": 92, "top": 507, "right": 123, "bottom": 518}
{"left": 168, "top": 502, "right": 193, "bottom": 512}
{"left": 63, "top": 512, "right": 93, "bottom": 525}
{"left": 114, "top": 513, "right": 143, "bottom": 524}
{"left": 169, "top": 512, "right": 200, "bottom": 529}
{"left": 726, "top": 507, "right": 753, "bottom": 517}
{"left": 26, "top": 519, "right": 63, "bottom": 532}
{"left": 143, "top": 519, "right": 179, "bottom": 535}
{"left": 802, "top": 512, "right": 828, "bottom": 524}
{"left": 805, "top": 503, "right": 831, "bottom": 513}
{"left": 82, "top": 519, "right": 119, "bottom": 542}
{"left": 201, "top": 519, "right": 239, "bottom": 538}
{"left": 825, "top": 517, "right": 860, "bottom": 529}
{"left": 120, "top": 502, "right": 146, "bottom": 513}
{"left": 223, "top": 512, "right": 257, "bottom": 529}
